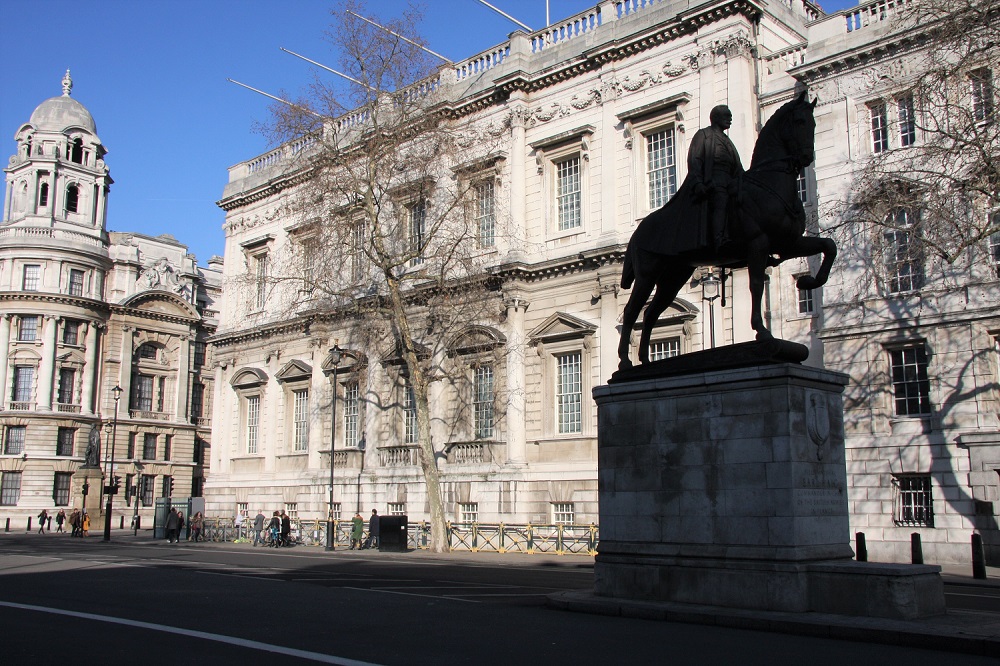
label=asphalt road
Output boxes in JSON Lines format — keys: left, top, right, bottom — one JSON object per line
{"left": 1, "top": 534, "right": 996, "bottom": 665}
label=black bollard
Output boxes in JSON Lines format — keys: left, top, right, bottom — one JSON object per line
{"left": 855, "top": 531, "right": 867, "bottom": 562}
{"left": 4, "top": 517, "right": 9, "bottom": 532}
{"left": 26, "top": 517, "right": 31, "bottom": 533}
{"left": 972, "top": 533, "right": 987, "bottom": 580}
{"left": 120, "top": 515, "right": 125, "bottom": 529}
{"left": 911, "top": 532, "right": 924, "bottom": 564}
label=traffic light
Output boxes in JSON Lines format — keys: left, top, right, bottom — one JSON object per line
{"left": 167, "top": 477, "right": 174, "bottom": 497}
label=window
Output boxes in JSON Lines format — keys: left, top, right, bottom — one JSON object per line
{"left": 191, "top": 383, "right": 204, "bottom": 420}
{"left": 293, "top": 389, "right": 309, "bottom": 452}
{"left": 127, "top": 432, "right": 136, "bottom": 459}
{"left": 69, "top": 138, "right": 83, "bottom": 164}
{"left": 475, "top": 181, "right": 496, "bottom": 248}
{"left": 897, "top": 94, "right": 915, "bottom": 147}
{"left": 971, "top": 68, "right": 994, "bottom": 123}
{"left": 1, "top": 472, "right": 22, "bottom": 505}
{"left": 409, "top": 200, "right": 426, "bottom": 266}
{"left": 889, "top": 346, "right": 931, "bottom": 417}
{"left": 12, "top": 366, "right": 34, "bottom": 403}
{"left": 62, "top": 320, "right": 79, "bottom": 345}
{"left": 134, "top": 375, "right": 154, "bottom": 411}
{"left": 883, "top": 208, "right": 923, "bottom": 293}
{"left": 53, "top": 472, "right": 72, "bottom": 506}
{"left": 991, "top": 225, "right": 1000, "bottom": 278}
{"left": 254, "top": 253, "right": 268, "bottom": 310}
{"left": 458, "top": 502, "right": 478, "bottom": 524}
{"left": 65, "top": 184, "right": 79, "bottom": 213}
{"left": 350, "top": 220, "right": 367, "bottom": 282}
{"left": 330, "top": 503, "right": 342, "bottom": 521}
{"left": 247, "top": 395, "right": 260, "bottom": 454}
{"left": 68, "top": 269, "right": 85, "bottom": 296}
{"left": 38, "top": 182, "right": 49, "bottom": 207}
{"left": 138, "top": 344, "right": 157, "bottom": 360}
{"left": 893, "top": 475, "right": 933, "bottom": 527}
{"left": 797, "top": 278, "right": 815, "bottom": 315}
{"left": 4, "top": 426, "right": 26, "bottom": 455}
{"left": 156, "top": 377, "right": 166, "bottom": 412}
{"left": 141, "top": 475, "right": 154, "bottom": 506}
{"left": 796, "top": 170, "right": 809, "bottom": 204}
{"left": 193, "top": 438, "right": 204, "bottom": 465}
{"left": 388, "top": 503, "right": 406, "bottom": 516}
{"left": 344, "top": 382, "right": 360, "bottom": 448}
{"left": 163, "top": 434, "right": 172, "bottom": 461}
{"left": 552, "top": 502, "right": 575, "bottom": 525}
{"left": 556, "top": 352, "right": 583, "bottom": 434}
{"left": 646, "top": 128, "right": 677, "bottom": 208}
{"left": 556, "top": 157, "right": 582, "bottom": 231}
{"left": 18, "top": 315, "right": 39, "bottom": 341}
{"left": 473, "top": 365, "right": 494, "bottom": 440}
{"left": 193, "top": 341, "right": 206, "bottom": 366}
{"left": 22, "top": 265, "right": 40, "bottom": 291}
{"left": 403, "top": 382, "right": 417, "bottom": 444}
{"left": 57, "top": 368, "right": 76, "bottom": 405}
{"left": 869, "top": 102, "right": 889, "bottom": 153}
{"left": 649, "top": 338, "right": 680, "bottom": 362}
{"left": 142, "top": 433, "right": 157, "bottom": 460}
{"left": 57, "top": 428, "right": 75, "bottom": 456}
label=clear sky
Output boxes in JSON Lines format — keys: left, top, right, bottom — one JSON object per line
{"left": 0, "top": 0, "right": 860, "bottom": 265}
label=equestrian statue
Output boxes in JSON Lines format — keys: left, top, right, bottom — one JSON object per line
{"left": 617, "top": 91, "right": 836, "bottom": 371}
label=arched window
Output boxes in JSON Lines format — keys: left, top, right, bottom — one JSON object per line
{"left": 69, "top": 138, "right": 84, "bottom": 164}
{"left": 65, "top": 184, "right": 79, "bottom": 213}
{"left": 38, "top": 183, "right": 49, "bottom": 208}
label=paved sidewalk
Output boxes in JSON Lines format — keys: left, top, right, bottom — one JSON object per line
{"left": 549, "top": 564, "right": 1000, "bottom": 658}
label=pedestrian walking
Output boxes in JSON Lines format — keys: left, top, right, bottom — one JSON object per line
{"left": 69, "top": 508, "right": 81, "bottom": 537}
{"left": 350, "top": 512, "right": 363, "bottom": 549}
{"left": 364, "top": 509, "right": 380, "bottom": 549}
{"left": 165, "top": 508, "right": 180, "bottom": 543}
{"left": 268, "top": 511, "right": 281, "bottom": 546}
{"left": 81, "top": 510, "right": 91, "bottom": 537}
{"left": 190, "top": 512, "right": 204, "bottom": 542}
{"left": 280, "top": 511, "right": 291, "bottom": 547}
{"left": 253, "top": 509, "right": 265, "bottom": 546}
{"left": 177, "top": 512, "right": 186, "bottom": 541}
{"left": 55, "top": 509, "right": 66, "bottom": 534}
{"left": 37, "top": 509, "right": 48, "bottom": 534}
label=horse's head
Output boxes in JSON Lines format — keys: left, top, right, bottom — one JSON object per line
{"left": 753, "top": 90, "right": 818, "bottom": 171}
{"left": 783, "top": 91, "right": 818, "bottom": 169}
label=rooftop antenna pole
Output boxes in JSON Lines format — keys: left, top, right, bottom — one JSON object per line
{"left": 477, "top": 1, "right": 533, "bottom": 32}
{"left": 280, "top": 47, "right": 378, "bottom": 92}
{"left": 345, "top": 9, "right": 453, "bottom": 64}
{"left": 225, "top": 79, "right": 321, "bottom": 117}
{"left": 547, "top": 0, "right": 550, "bottom": 27}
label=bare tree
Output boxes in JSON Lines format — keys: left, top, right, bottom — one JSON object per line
{"left": 835, "top": 0, "right": 998, "bottom": 291}
{"left": 246, "top": 1, "right": 509, "bottom": 552}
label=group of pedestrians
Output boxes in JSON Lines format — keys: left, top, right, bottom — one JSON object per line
{"left": 163, "top": 509, "right": 205, "bottom": 543}
{"left": 251, "top": 509, "right": 293, "bottom": 547}
{"left": 33, "top": 508, "right": 73, "bottom": 535}
{"left": 350, "top": 509, "right": 379, "bottom": 550}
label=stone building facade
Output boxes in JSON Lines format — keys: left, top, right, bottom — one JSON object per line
{"left": 0, "top": 72, "right": 221, "bottom": 527}
{"left": 207, "top": 0, "right": 818, "bottom": 528}
{"left": 759, "top": 0, "right": 1000, "bottom": 563}
{"left": 209, "top": 0, "right": 998, "bottom": 564}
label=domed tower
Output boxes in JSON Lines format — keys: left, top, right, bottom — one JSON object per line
{"left": 4, "top": 70, "right": 112, "bottom": 232}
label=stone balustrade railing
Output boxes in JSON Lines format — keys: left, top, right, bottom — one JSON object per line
{"left": 844, "top": 0, "right": 912, "bottom": 33}
{"left": 0, "top": 226, "right": 105, "bottom": 248}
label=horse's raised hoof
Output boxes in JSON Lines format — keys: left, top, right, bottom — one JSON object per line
{"left": 796, "top": 275, "right": 819, "bottom": 290}
{"left": 618, "top": 359, "right": 633, "bottom": 371}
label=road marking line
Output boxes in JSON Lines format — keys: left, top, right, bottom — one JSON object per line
{"left": 0, "top": 600, "right": 379, "bottom": 665}
{"left": 342, "top": 587, "right": 479, "bottom": 603}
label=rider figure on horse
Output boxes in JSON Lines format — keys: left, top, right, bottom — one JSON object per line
{"left": 687, "top": 105, "right": 745, "bottom": 250}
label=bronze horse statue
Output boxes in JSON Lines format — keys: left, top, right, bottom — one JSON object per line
{"left": 618, "top": 92, "right": 836, "bottom": 370}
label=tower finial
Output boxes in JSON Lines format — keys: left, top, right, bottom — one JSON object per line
{"left": 62, "top": 70, "right": 73, "bottom": 97}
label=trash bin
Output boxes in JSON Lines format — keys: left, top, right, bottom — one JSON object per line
{"left": 379, "top": 515, "right": 408, "bottom": 551}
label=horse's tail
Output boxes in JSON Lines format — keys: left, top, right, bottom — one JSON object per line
{"left": 620, "top": 242, "right": 635, "bottom": 289}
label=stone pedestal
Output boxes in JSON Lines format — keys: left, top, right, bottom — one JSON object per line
{"left": 74, "top": 467, "right": 104, "bottom": 517}
{"left": 593, "top": 351, "right": 944, "bottom": 619}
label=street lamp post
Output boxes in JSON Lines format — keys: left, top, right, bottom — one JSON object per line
{"left": 326, "top": 344, "right": 342, "bottom": 551}
{"left": 103, "top": 385, "right": 122, "bottom": 542}
{"left": 701, "top": 271, "right": 721, "bottom": 349}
